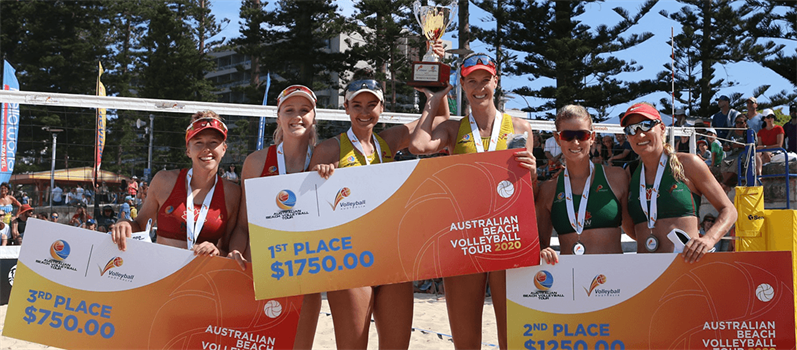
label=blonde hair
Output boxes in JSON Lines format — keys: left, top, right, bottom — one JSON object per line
{"left": 190, "top": 110, "right": 224, "bottom": 123}
{"left": 273, "top": 112, "right": 318, "bottom": 147}
{"left": 663, "top": 139, "right": 687, "bottom": 183}
{"left": 555, "top": 105, "right": 593, "bottom": 130}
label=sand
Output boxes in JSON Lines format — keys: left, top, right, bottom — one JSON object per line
{"left": 0, "top": 293, "right": 500, "bottom": 350}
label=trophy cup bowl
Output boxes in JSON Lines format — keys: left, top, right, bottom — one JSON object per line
{"left": 408, "top": 0, "right": 457, "bottom": 88}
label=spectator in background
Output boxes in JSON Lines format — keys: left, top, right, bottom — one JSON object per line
{"left": 744, "top": 97, "right": 763, "bottom": 133}
{"left": 50, "top": 212, "right": 59, "bottom": 222}
{"left": 705, "top": 128, "right": 724, "bottom": 168}
{"left": 712, "top": 95, "right": 741, "bottom": 140}
{"left": 69, "top": 204, "right": 91, "bottom": 227}
{"left": 673, "top": 106, "right": 690, "bottom": 127}
{"left": 127, "top": 176, "right": 139, "bottom": 197}
{"left": 532, "top": 133, "right": 546, "bottom": 164}
{"left": 75, "top": 183, "right": 84, "bottom": 202}
{"left": 757, "top": 108, "right": 784, "bottom": 173}
{"left": 21, "top": 192, "right": 28, "bottom": 205}
{"left": 544, "top": 132, "right": 563, "bottom": 170}
{"left": 0, "top": 183, "right": 20, "bottom": 225}
{"left": 608, "top": 133, "right": 638, "bottom": 174}
{"left": 675, "top": 135, "right": 690, "bottom": 153}
{"left": 97, "top": 205, "right": 117, "bottom": 232}
{"left": 222, "top": 165, "right": 240, "bottom": 184}
{"left": 720, "top": 115, "right": 751, "bottom": 186}
{"left": 50, "top": 183, "right": 64, "bottom": 206}
{"left": 11, "top": 204, "right": 33, "bottom": 245}
{"left": 137, "top": 181, "right": 148, "bottom": 205}
{"left": 783, "top": 103, "right": 797, "bottom": 153}
{"left": 0, "top": 210, "right": 8, "bottom": 245}
{"left": 84, "top": 218, "right": 97, "bottom": 231}
{"left": 697, "top": 140, "right": 711, "bottom": 166}
{"left": 99, "top": 181, "right": 110, "bottom": 203}
{"left": 120, "top": 196, "right": 133, "bottom": 221}
{"left": 67, "top": 187, "right": 81, "bottom": 206}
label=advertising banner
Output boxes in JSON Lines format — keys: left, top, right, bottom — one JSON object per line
{"left": 247, "top": 149, "right": 539, "bottom": 300}
{"left": 507, "top": 252, "right": 795, "bottom": 350}
{"left": 3, "top": 220, "right": 302, "bottom": 350}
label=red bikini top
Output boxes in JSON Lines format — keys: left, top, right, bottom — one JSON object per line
{"left": 260, "top": 145, "right": 279, "bottom": 177}
{"left": 157, "top": 169, "right": 227, "bottom": 245}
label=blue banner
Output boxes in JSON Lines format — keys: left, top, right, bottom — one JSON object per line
{"left": 256, "top": 72, "right": 272, "bottom": 151}
{"left": 1, "top": 61, "right": 20, "bottom": 184}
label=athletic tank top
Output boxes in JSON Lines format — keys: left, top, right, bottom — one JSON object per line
{"left": 157, "top": 169, "right": 228, "bottom": 244}
{"left": 551, "top": 164, "right": 622, "bottom": 235}
{"left": 628, "top": 160, "right": 700, "bottom": 224}
{"left": 452, "top": 113, "right": 514, "bottom": 155}
{"left": 338, "top": 133, "right": 393, "bottom": 168}
{"left": 260, "top": 145, "right": 280, "bottom": 177}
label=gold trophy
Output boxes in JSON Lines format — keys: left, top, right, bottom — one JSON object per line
{"left": 408, "top": 0, "right": 457, "bottom": 88}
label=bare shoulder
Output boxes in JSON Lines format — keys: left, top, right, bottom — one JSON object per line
{"left": 241, "top": 148, "right": 270, "bottom": 180}
{"left": 511, "top": 117, "right": 532, "bottom": 134}
{"left": 311, "top": 137, "right": 341, "bottom": 165}
{"left": 221, "top": 178, "right": 241, "bottom": 198}
{"left": 150, "top": 169, "right": 180, "bottom": 192}
{"left": 536, "top": 176, "right": 558, "bottom": 208}
{"left": 604, "top": 166, "right": 629, "bottom": 185}
{"left": 675, "top": 152, "right": 706, "bottom": 170}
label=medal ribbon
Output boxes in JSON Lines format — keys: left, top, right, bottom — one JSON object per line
{"left": 563, "top": 162, "right": 594, "bottom": 237}
{"left": 185, "top": 168, "right": 218, "bottom": 250}
{"left": 346, "top": 128, "right": 382, "bottom": 165}
{"left": 468, "top": 111, "right": 503, "bottom": 153}
{"left": 276, "top": 142, "right": 312, "bottom": 175}
{"left": 639, "top": 153, "right": 668, "bottom": 231}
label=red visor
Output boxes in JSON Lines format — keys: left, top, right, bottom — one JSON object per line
{"left": 185, "top": 117, "right": 228, "bottom": 145}
{"left": 621, "top": 103, "right": 662, "bottom": 127}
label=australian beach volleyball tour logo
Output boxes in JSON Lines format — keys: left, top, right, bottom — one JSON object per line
{"left": 97, "top": 256, "right": 134, "bottom": 282}
{"left": 35, "top": 240, "right": 78, "bottom": 271}
{"left": 266, "top": 189, "right": 309, "bottom": 220}
{"left": 328, "top": 187, "right": 365, "bottom": 211}
{"left": 523, "top": 270, "right": 564, "bottom": 300}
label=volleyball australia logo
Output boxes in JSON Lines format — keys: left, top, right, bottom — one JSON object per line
{"left": 34, "top": 240, "right": 77, "bottom": 271}
{"left": 328, "top": 187, "right": 365, "bottom": 211}
{"left": 266, "top": 189, "right": 308, "bottom": 220}
{"left": 555, "top": 192, "right": 565, "bottom": 203}
{"left": 98, "top": 256, "right": 134, "bottom": 282}
{"left": 268, "top": 165, "right": 277, "bottom": 174}
{"left": 458, "top": 134, "right": 471, "bottom": 144}
{"left": 329, "top": 187, "right": 351, "bottom": 210}
{"left": 584, "top": 274, "right": 619, "bottom": 297}
{"left": 523, "top": 270, "right": 564, "bottom": 300}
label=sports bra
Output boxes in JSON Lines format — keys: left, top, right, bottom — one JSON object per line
{"left": 551, "top": 163, "right": 622, "bottom": 235}
{"left": 628, "top": 160, "right": 700, "bottom": 224}
{"left": 157, "top": 169, "right": 228, "bottom": 245}
{"left": 338, "top": 133, "right": 393, "bottom": 167}
{"left": 452, "top": 113, "right": 514, "bottom": 155}
{"left": 260, "top": 145, "right": 280, "bottom": 177}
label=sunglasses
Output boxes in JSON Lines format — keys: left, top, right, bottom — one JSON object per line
{"left": 556, "top": 130, "right": 593, "bottom": 142}
{"left": 624, "top": 120, "right": 661, "bottom": 136}
{"left": 186, "top": 117, "right": 228, "bottom": 133}
{"left": 346, "top": 79, "right": 382, "bottom": 93}
{"left": 735, "top": 120, "right": 747, "bottom": 125}
{"left": 462, "top": 54, "right": 496, "bottom": 70}
{"left": 278, "top": 85, "right": 317, "bottom": 103}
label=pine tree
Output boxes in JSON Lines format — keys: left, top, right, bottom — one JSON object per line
{"left": 485, "top": 0, "right": 658, "bottom": 121}
{"left": 349, "top": 0, "right": 421, "bottom": 112}
{"left": 659, "top": 0, "right": 782, "bottom": 115}
{"left": 744, "top": 0, "right": 796, "bottom": 105}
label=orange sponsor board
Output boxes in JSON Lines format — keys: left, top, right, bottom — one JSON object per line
{"left": 507, "top": 252, "right": 795, "bottom": 349}
{"left": 2, "top": 220, "right": 302, "bottom": 349}
{"left": 246, "top": 149, "right": 540, "bottom": 300}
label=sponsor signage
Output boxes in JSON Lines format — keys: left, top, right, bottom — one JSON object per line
{"left": 246, "top": 149, "right": 540, "bottom": 300}
{"left": 507, "top": 253, "right": 795, "bottom": 349}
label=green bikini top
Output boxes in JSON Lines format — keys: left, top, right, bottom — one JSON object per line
{"left": 551, "top": 163, "right": 623, "bottom": 235}
{"left": 628, "top": 160, "right": 700, "bottom": 224}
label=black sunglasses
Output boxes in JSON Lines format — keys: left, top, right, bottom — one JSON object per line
{"left": 556, "top": 130, "right": 592, "bottom": 142}
{"left": 624, "top": 120, "right": 661, "bottom": 136}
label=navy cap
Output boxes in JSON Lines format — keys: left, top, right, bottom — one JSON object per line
{"left": 717, "top": 95, "right": 730, "bottom": 102}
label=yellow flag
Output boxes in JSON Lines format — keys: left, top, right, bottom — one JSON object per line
{"left": 95, "top": 62, "right": 106, "bottom": 182}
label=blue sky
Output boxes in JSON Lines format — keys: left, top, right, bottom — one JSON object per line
{"left": 208, "top": 0, "right": 796, "bottom": 124}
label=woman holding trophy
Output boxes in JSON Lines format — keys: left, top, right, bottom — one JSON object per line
{"left": 409, "top": 52, "right": 537, "bottom": 349}
{"left": 227, "top": 85, "right": 322, "bottom": 350}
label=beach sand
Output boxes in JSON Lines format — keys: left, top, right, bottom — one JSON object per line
{"left": 0, "top": 293, "right": 500, "bottom": 350}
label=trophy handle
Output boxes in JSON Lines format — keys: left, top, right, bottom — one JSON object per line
{"left": 446, "top": 3, "right": 458, "bottom": 32}
{"left": 413, "top": 0, "right": 423, "bottom": 33}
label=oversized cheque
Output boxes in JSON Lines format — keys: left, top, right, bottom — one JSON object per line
{"left": 507, "top": 252, "right": 795, "bottom": 350}
{"left": 3, "top": 219, "right": 302, "bottom": 350}
{"left": 247, "top": 149, "right": 540, "bottom": 300}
